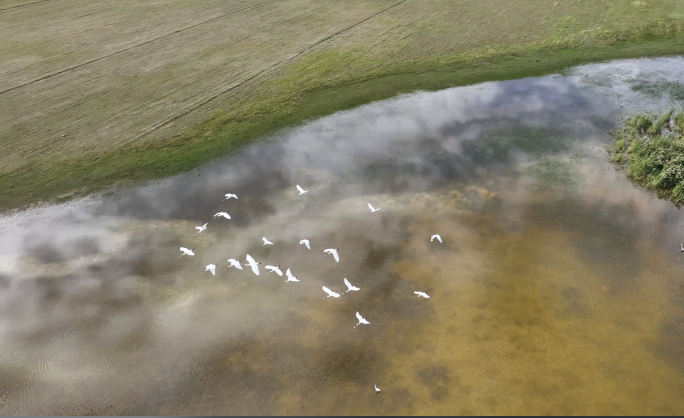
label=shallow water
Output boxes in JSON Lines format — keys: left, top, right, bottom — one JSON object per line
{"left": 2, "top": 57, "right": 684, "bottom": 415}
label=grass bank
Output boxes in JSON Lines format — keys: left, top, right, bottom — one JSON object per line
{"left": 611, "top": 109, "right": 684, "bottom": 205}
{"left": 3, "top": 32, "right": 684, "bottom": 212}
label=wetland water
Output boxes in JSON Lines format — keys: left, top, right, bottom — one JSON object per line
{"left": 2, "top": 57, "right": 684, "bottom": 415}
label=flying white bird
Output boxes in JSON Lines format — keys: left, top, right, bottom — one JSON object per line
{"left": 368, "top": 203, "right": 380, "bottom": 213}
{"left": 284, "top": 268, "right": 299, "bottom": 283}
{"left": 431, "top": 234, "right": 442, "bottom": 243}
{"left": 354, "top": 311, "right": 370, "bottom": 328}
{"left": 296, "top": 185, "right": 308, "bottom": 195}
{"left": 344, "top": 278, "right": 360, "bottom": 292}
{"left": 263, "top": 237, "right": 274, "bottom": 246}
{"left": 179, "top": 247, "right": 195, "bottom": 257}
{"left": 324, "top": 248, "right": 340, "bottom": 263}
{"left": 322, "top": 286, "right": 340, "bottom": 298}
{"left": 224, "top": 194, "right": 238, "bottom": 200}
{"left": 300, "top": 239, "right": 311, "bottom": 250}
{"left": 214, "top": 212, "right": 231, "bottom": 219}
{"left": 414, "top": 291, "right": 430, "bottom": 299}
{"left": 245, "top": 254, "right": 261, "bottom": 275}
{"left": 195, "top": 223, "right": 208, "bottom": 233}
{"left": 680, "top": 244, "right": 684, "bottom": 252}
{"left": 204, "top": 264, "right": 216, "bottom": 276}
{"left": 375, "top": 385, "right": 381, "bottom": 393}
{"left": 265, "top": 265, "right": 283, "bottom": 276}
{"left": 227, "top": 259, "right": 243, "bottom": 270}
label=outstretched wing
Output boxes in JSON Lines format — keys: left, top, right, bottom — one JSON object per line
{"left": 296, "top": 185, "right": 304, "bottom": 193}
{"left": 368, "top": 203, "right": 374, "bottom": 211}
{"left": 333, "top": 251, "right": 340, "bottom": 263}
{"left": 286, "top": 268, "right": 294, "bottom": 280}
{"left": 304, "top": 240, "right": 310, "bottom": 249}
{"left": 322, "top": 286, "right": 333, "bottom": 296}
{"left": 356, "top": 311, "right": 363, "bottom": 321}
{"left": 344, "top": 278, "right": 352, "bottom": 290}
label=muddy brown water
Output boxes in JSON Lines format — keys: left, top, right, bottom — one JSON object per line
{"left": 2, "top": 57, "right": 684, "bottom": 415}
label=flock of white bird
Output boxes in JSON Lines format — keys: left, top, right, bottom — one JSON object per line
{"left": 179, "top": 185, "right": 443, "bottom": 393}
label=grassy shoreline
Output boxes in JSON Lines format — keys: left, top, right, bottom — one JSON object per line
{"left": 3, "top": 33, "right": 684, "bottom": 212}
{"left": 612, "top": 109, "right": 684, "bottom": 205}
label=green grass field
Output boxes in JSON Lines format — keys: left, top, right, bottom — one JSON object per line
{"left": 2, "top": 0, "right": 684, "bottom": 211}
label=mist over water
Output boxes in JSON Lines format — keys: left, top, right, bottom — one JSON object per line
{"left": 2, "top": 57, "right": 684, "bottom": 414}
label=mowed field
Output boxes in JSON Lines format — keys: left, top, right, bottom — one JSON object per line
{"left": 2, "top": 0, "right": 684, "bottom": 210}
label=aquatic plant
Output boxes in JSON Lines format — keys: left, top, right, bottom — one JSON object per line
{"left": 612, "top": 109, "right": 684, "bottom": 204}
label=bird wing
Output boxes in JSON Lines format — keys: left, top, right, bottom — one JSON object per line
{"left": 262, "top": 237, "right": 267, "bottom": 243}
{"left": 356, "top": 312, "right": 364, "bottom": 321}
{"left": 275, "top": 268, "right": 283, "bottom": 276}
{"left": 236, "top": 261, "right": 243, "bottom": 270}
{"left": 333, "top": 251, "right": 339, "bottom": 263}
{"left": 286, "top": 268, "right": 294, "bottom": 280}
{"left": 344, "top": 278, "right": 352, "bottom": 290}
{"left": 296, "top": 185, "right": 303, "bottom": 193}
{"left": 368, "top": 203, "right": 374, "bottom": 211}
{"left": 305, "top": 241, "right": 310, "bottom": 249}
{"left": 322, "top": 286, "right": 333, "bottom": 296}
{"left": 324, "top": 249, "right": 331, "bottom": 254}
{"left": 210, "top": 265, "right": 216, "bottom": 275}
{"left": 246, "top": 254, "right": 255, "bottom": 264}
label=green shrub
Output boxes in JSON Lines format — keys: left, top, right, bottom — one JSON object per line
{"left": 613, "top": 109, "right": 684, "bottom": 204}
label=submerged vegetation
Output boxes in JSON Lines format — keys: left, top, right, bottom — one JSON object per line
{"left": 612, "top": 109, "right": 684, "bottom": 204}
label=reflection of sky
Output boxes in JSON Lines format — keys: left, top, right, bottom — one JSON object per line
{"left": 0, "top": 56, "right": 684, "bottom": 414}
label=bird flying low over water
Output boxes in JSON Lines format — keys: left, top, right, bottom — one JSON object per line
{"left": 224, "top": 194, "right": 238, "bottom": 200}
{"left": 179, "top": 247, "right": 194, "bottom": 257}
{"left": 284, "top": 268, "right": 299, "bottom": 283}
{"left": 324, "top": 248, "right": 340, "bottom": 263}
{"left": 322, "top": 286, "right": 340, "bottom": 298}
{"left": 414, "top": 291, "right": 430, "bottom": 299}
{"left": 354, "top": 312, "right": 370, "bottom": 328}
{"left": 263, "top": 237, "right": 274, "bottom": 246}
{"left": 214, "top": 212, "right": 231, "bottom": 219}
{"left": 245, "top": 254, "right": 261, "bottom": 275}
{"left": 431, "top": 234, "right": 442, "bottom": 243}
{"left": 265, "top": 265, "right": 283, "bottom": 276}
{"left": 296, "top": 185, "right": 308, "bottom": 195}
{"left": 205, "top": 264, "right": 216, "bottom": 276}
{"left": 227, "top": 259, "right": 243, "bottom": 270}
{"left": 344, "top": 278, "right": 360, "bottom": 292}
{"left": 368, "top": 203, "right": 380, "bottom": 213}
{"left": 195, "top": 223, "right": 208, "bottom": 233}
{"left": 300, "top": 239, "right": 311, "bottom": 250}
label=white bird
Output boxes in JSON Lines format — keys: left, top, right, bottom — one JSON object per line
{"left": 263, "top": 237, "right": 274, "bottom": 246}
{"left": 195, "top": 223, "right": 208, "bottom": 233}
{"left": 344, "top": 278, "right": 360, "bottom": 292}
{"left": 227, "top": 259, "right": 243, "bottom": 270}
{"left": 245, "top": 254, "right": 261, "bottom": 275}
{"left": 284, "top": 268, "right": 299, "bottom": 283}
{"left": 300, "top": 239, "right": 311, "bottom": 250}
{"left": 375, "top": 385, "right": 381, "bottom": 393}
{"left": 214, "top": 212, "right": 231, "bottom": 219}
{"left": 265, "top": 265, "right": 283, "bottom": 276}
{"left": 179, "top": 247, "right": 195, "bottom": 257}
{"left": 224, "top": 193, "right": 238, "bottom": 200}
{"left": 322, "top": 286, "right": 340, "bottom": 298}
{"left": 431, "top": 234, "right": 442, "bottom": 243}
{"left": 354, "top": 311, "right": 370, "bottom": 328}
{"left": 680, "top": 244, "right": 684, "bottom": 252}
{"left": 296, "top": 185, "right": 308, "bottom": 195}
{"left": 414, "top": 291, "right": 430, "bottom": 299}
{"left": 324, "top": 248, "right": 340, "bottom": 263}
{"left": 368, "top": 203, "right": 380, "bottom": 213}
{"left": 204, "top": 264, "right": 216, "bottom": 276}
